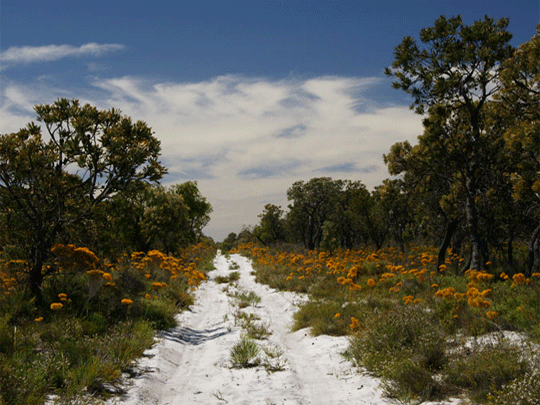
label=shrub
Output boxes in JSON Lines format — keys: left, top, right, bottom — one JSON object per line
{"left": 230, "top": 335, "right": 261, "bottom": 368}
{"left": 349, "top": 304, "right": 448, "bottom": 401}
{"left": 444, "top": 337, "right": 529, "bottom": 403}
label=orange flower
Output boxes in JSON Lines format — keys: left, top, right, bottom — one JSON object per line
{"left": 367, "top": 279, "right": 376, "bottom": 288}
{"left": 50, "top": 302, "right": 63, "bottom": 311}
{"left": 34, "top": 316, "right": 44, "bottom": 322}
{"left": 349, "top": 317, "right": 360, "bottom": 330}
{"left": 334, "top": 313, "right": 341, "bottom": 318}
{"left": 121, "top": 298, "right": 133, "bottom": 305}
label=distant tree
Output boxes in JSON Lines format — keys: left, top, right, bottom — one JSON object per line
{"left": 140, "top": 185, "right": 191, "bottom": 254}
{"left": 99, "top": 182, "right": 212, "bottom": 255}
{"left": 170, "top": 181, "right": 212, "bottom": 243}
{"left": 220, "top": 232, "right": 238, "bottom": 252}
{"left": 254, "top": 204, "right": 287, "bottom": 245}
{"left": 286, "top": 178, "right": 342, "bottom": 250}
{"left": 0, "top": 99, "right": 166, "bottom": 300}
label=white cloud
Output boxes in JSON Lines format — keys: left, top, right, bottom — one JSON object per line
{"left": 0, "top": 43, "right": 125, "bottom": 64}
{"left": 0, "top": 74, "right": 423, "bottom": 241}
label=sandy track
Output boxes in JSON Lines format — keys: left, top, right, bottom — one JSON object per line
{"left": 109, "top": 253, "right": 393, "bottom": 405}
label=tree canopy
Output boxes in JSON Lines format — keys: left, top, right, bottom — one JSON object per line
{"left": 0, "top": 99, "right": 167, "bottom": 299}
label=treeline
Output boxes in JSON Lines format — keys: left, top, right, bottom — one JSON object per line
{"left": 226, "top": 16, "right": 540, "bottom": 278}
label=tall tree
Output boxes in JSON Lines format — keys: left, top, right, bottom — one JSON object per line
{"left": 286, "top": 178, "right": 341, "bottom": 250}
{"left": 0, "top": 99, "right": 166, "bottom": 300}
{"left": 385, "top": 15, "right": 514, "bottom": 271}
{"left": 170, "top": 181, "right": 213, "bottom": 243}
{"left": 254, "top": 204, "right": 287, "bottom": 245}
{"left": 499, "top": 24, "right": 540, "bottom": 275}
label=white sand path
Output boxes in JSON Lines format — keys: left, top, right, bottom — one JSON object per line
{"left": 107, "top": 253, "right": 415, "bottom": 405}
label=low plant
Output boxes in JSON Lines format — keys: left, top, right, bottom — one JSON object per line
{"left": 293, "top": 300, "right": 367, "bottom": 336}
{"left": 444, "top": 336, "right": 530, "bottom": 403}
{"left": 215, "top": 271, "right": 240, "bottom": 284}
{"left": 229, "top": 335, "right": 261, "bottom": 368}
{"left": 233, "top": 289, "right": 261, "bottom": 308}
{"left": 261, "top": 343, "right": 287, "bottom": 372}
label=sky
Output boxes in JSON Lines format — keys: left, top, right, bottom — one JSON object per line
{"left": 1, "top": 1, "right": 539, "bottom": 241}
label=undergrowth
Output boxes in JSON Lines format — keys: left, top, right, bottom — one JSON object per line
{"left": 237, "top": 242, "right": 540, "bottom": 404}
{"left": 0, "top": 242, "right": 216, "bottom": 404}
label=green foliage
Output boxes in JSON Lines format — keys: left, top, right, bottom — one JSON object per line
{"left": 293, "top": 300, "right": 366, "bottom": 336}
{"left": 0, "top": 99, "right": 166, "bottom": 298}
{"left": 214, "top": 271, "right": 240, "bottom": 284}
{"left": 232, "top": 289, "right": 261, "bottom": 308}
{"left": 444, "top": 337, "right": 529, "bottom": 403}
{"left": 229, "top": 335, "right": 261, "bottom": 368}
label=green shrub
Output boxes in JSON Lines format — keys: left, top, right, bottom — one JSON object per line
{"left": 349, "top": 304, "right": 448, "bottom": 400}
{"left": 133, "top": 298, "right": 177, "bottom": 330}
{"left": 293, "top": 300, "right": 368, "bottom": 336}
{"left": 444, "top": 337, "right": 529, "bottom": 403}
{"left": 487, "top": 371, "right": 540, "bottom": 405}
{"left": 230, "top": 335, "right": 261, "bottom": 368}
{"left": 381, "top": 358, "right": 446, "bottom": 403}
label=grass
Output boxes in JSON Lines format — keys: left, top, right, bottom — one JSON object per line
{"left": 228, "top": 336, "right": 287, "bottom": 372}
{"left": 214, "top": 271, "right": 240, "bottom": 284}
{"left": 229, "top": 335, "right": 261, "bottom": 368}
{"left": 232, "top": 289, "right": 261, "bottom": 308}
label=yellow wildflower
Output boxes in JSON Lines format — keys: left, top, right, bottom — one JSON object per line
{"left": 349, "top": 317, "right": 360, "bottom": 330}
{"left": 121, "top": 298, "right": 133, "bottom": 305}
{"left": 34, "top": 316, "right": 44, "bottom": 322}
{"left": 334, "top": 313, "right": 341, "bottom": 318}
{"left": 50, "top": 302, "right": 63, "bottom": 311}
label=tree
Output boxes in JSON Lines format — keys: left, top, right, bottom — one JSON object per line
{"left": 286, "top": 178, "right": 343, "bottom": 250}
{"left": 140, "top": 185, "right": 191, "bottom": 253}
{"left": 0, "top": 99, "right": 166, "bottom": 300}
{"left": 170, "top": 181, "right": 212, "bottom": 243}
{"left": 498, "top": 24, "right": 540, "bottom": 275}
{"left": 254, "top": 204, "right": 287, "bottom": 245}
{"left": 385, "top": 15, "right": 514, "bottom": 271}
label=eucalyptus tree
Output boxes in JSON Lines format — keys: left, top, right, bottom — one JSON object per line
{"left": 170, "top": 181, "right": 213, "bottom": 243}
{"left": 385, "top": 15, "right": 514, "bottom": 271}
{"left": 286, "top": 178, "right": 342, "bottom": 250}
{"left": 0, "top": 99, "right": 166, "bottom": 300}
{"left": 498, "top": 24, "right": 540, "bottom": 275}
{"left": 254, "top": 204, "right": 287, "bottom": 245}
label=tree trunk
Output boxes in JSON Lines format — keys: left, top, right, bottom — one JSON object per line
{"left": 527, "top": 222, "right": 540, "bottom": 277}
{"left": 464, "top": 181, "right": 488, "bottom": 272}
{"left": 29, "top": 256, "right": 45, "bottom": 306}
{"left": 507, "top": 234, "right": 514, "bottom": 272}
{"left": 437, "top": 219, "right": 459, "bottom": 273}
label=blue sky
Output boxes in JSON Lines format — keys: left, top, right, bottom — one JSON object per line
{"left": 1, "top": 1, "right": 539, "bottom": 241}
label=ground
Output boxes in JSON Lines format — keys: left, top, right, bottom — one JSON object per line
{"left": 108, "top": 253, "right": 458, "bottom": 405}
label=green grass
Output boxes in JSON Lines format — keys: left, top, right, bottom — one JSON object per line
{"left": 229, "top": 335, "right": 261, "bottom": 368}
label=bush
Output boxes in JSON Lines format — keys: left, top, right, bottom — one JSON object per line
{"left": 349, "top": 304, "right": 448, "bottom": 401}
{"left": 444, "top": 337, "right": 530, "bottom": 403}
{"left": 230, "top": 335, "right": 261, "bottom": 368}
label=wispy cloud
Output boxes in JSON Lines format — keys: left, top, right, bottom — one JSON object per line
{"left": 0, "top": 43, "right": 125, "bottom": 64}
{"left": 0, "top": 73, "right": 423, "bottom": 240}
